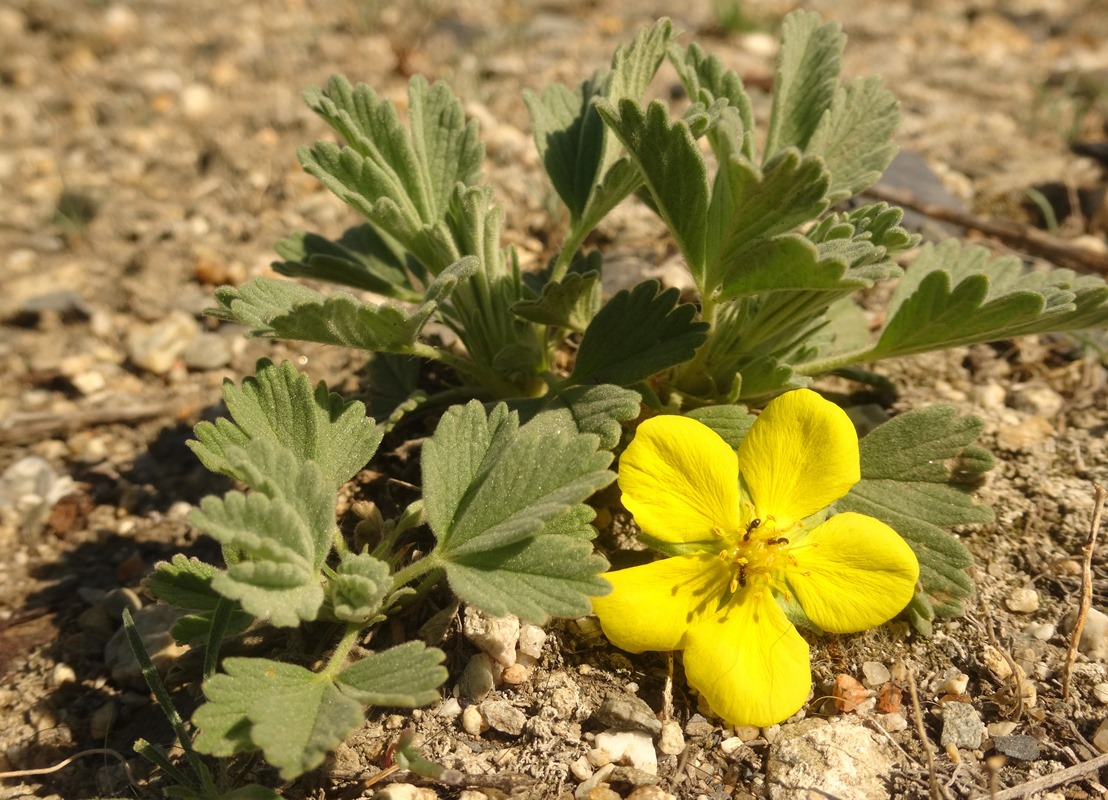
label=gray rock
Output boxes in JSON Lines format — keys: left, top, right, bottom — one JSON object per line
{"left": 0, "top": 455, "right": 78, "bottom": 543}
{"left": 766, "top": 718, "right": 897, "bottom": 800}
{"left": 126, "top": 309, "right": 199, "bottom": 374}
{"left": 939, "top": 701, "right": 985, "bottom": 749}
{"left": 593, "top": 692, "right": 662, "bottom": 736}
{"left": 182, "top": 332, "right": 232, "bottom": 371}
{"left": 462, "top": 607, "right": 519, "bottom": 667}
{"left": 992, "top": 734, "right": 1040, "bottom": 761}
{"left": 456, "top": 653, "right": 496, "bottom": 701}
{"left": 103, "top": 604, "right": 188, "bottom": 688}
{"left": 479, "top": 699, "right": 526, "bottom": 736}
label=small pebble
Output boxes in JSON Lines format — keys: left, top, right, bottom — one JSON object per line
{"left": 574, "top": 764, "right": 615, "bottom": 800}
{"left": 626, "top": 786, "right": 674, "bottom": 800}
{"left": 1025, "top": 622, "right": 1055, "bottom": 641}
{"left": 1072, "top": 607, "right": 1108, "bottom": 661}
{"left": 594, "top": 729, "right": 658, "bottom": 774}
{"left": 988, "top": 721, "right": 1017, "bottom": 737}
{"left": 570, "top": 755, "right": 593, "bottom": 781}
{"left": 49, "top": 662, "right": 77, "bottom": 688}
{"left": 456, "top": 653, "right": 496, "bottom": 701}
{"left": 684, "top": 714, "right": 714, "bottom": 738}
{"left": 1094, "top": 719, "right": 1108, "bottom": 754}
{"left": 460, "top": 704, "right": 487, "bottom": 736}
{"left": 719, "top": 736, "right": 744, "bottom": 755}
{"left": 373, "top": 784, "right": 439, "bottom": 800}
{"left": 587, "top": 748, "right": 612, "bottom": 768}
{"left": 500, "top": 662, "right": 531, "bottom": 685}
{"left": 993, "top": 734, "right": 1040, "bottom": 761}
{"left": 733, "top": 724, "right": 760, "bottom": 742}
{"left": 1005, "top": 588, "right": 1040, "bottom": 614}
{"left": 517, "top": 624, "right": 546, "bottom": 660}
{"left": 594, "top": 693, "right": 662, "bottom": 736}
{"left": 761, "top": 724, "right": 781, "bottom": 744}
{"left": 877, "top": 713, "right": 907, "bottom": 733}
{"left": 182, "top": 332, "right": 231, "bottom": 371}
{"left": 939, "top": 672, "right": 969, "bottom": 696}
{"left": 126, "top": 310, "right": 199, "bottom": 374}
{"left": 462, "top": 608, "right": 519, "bottom": 667}
{"left": 862, "top": 661, "right": 891, "bottom": 688}
{"left": 435, "top": 697, "right": 461, "bottom": 719}
{"left": 657, "top": 720, "right": 684, "bottom": 756}
{"left": 479, "top": 699, "right": 526, "bottom": 736}
{"left": 1093, "top": 683, "right": 1108, "bottom": 704}
{"left": 940, "top": 701, "right": 985, "bottom": 749}
{"left": 89, "top": 700, "right": 118, "bottom": 739}
{"left": 983, "top": 646, "right": 1012, "bottom": 681}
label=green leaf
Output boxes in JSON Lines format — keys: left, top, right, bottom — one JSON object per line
{"left": 871, "top": 241, "right": 1108, "bottom": 359}
{"left": 299, "top": 75, "right": 483, "bottom": 272}
{"left": 595, "top": 98, "right": 711, "bottom": 277}
{"left": 515, "top": 383, "right": 642, "bottom": 451}
{"left": 273, "top": 225, "right": 422, "bottom": 300}
{"left": 189, "top": 441, "right": 334, "bottom": 627}
{"left": 208, "top": 257, "right": 479, "bottom": 354}
{"left": 337, "top": 641, "right": 447, "bottom": 706}
{"left": 423, "top": 401, "right": 614, "bottom": 620}
{"left": 669, "top": 41, "right": 756, "bottom": 161}
{"left": 685, "top": 405, "right": 755, "bottom": 449}
{"left": 524, "top": 19, "right": 672, "bottom": 221}
{"left": 194, "top": 658, "right": 365, "bottom": 780}
{"left": 806, "top": 76, "right": 899, "bottom": 202}
{"left": 364, "top": 351, "right": 425, "bottom": 425}
{"left": 512, "top": 270, "right": 602, "bottom": 332}
{"left": 838, "top": 405, "right": 994, "bottom": 631}
{"left": 570, "top": 280, "right": 709, "bottom": 386}
{"left": 189, "top": 359, "right": 382, "bottom": 491}
{"left": 144, "top": 555, "right": 225, "bottom": 611}
{"left": 705, "top": 148, "right": 830, "bottom": 294}
{"left": 763, "top": 10, "right": 844, "bottom": 159}
{"left": 329, "top": 552, "right": 391, "bottom": 623}
{"left": 443, "top": 534, "right": 611, "bottom": 622}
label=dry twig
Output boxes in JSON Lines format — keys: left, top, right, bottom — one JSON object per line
{"left": 0, "top": 747, "right": 138, "bottom": 790}
{"left": 0, "top": 401, "right": 188, "bottom": 446}
{"left": 862, "top": 184, "right": 1108, "bottom": 275}
{"left": 906, "top": 664, "right": 955, "bottom": 800}
{"left": 975, "top": 751, "right": 1108, "bottom": 800}
{"left": 1062, "top": 482, "right": 1105, "bottom": 700}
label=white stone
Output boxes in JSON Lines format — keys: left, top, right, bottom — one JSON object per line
{"left": 766, "top": 719, "right": 896, "bottom": 800}
{"left": 1005, "top": 587, "right": 1040, "bottom": 614}
{"left": 594, "top": 729, "right": 658, "bottom": 774}
{"left": 1074, "top": 608, "right": 1108, "bottom": 661}
{"left": 657, "top": 719, "right": 685, "bottom": 756}
{"left": 939, "top": 672, "right": 969, "bottom": 695}
{"left": 719, "top": 736, "right": 744, "bottom": 755}
{"left": 517, "top": 623, "right": 547, "bottom": 659}
{"left": 861, "top": 661, "right": 891, "bottom": 688}
{"left": 1093, "top": 682, "right": 1108, "bottom": 704}
{"left": 435, "top": 697, "right": 461, "bottom": 719}
{"left": 983, "top": 646, "right": 1013, "bottom": 681}
{"left": 733, "top": 724, "right": 760, "bottom": 742}
{"left": 988, "top": 721, "right": 1017, "bottom": 737}
{"left": 374, "top": 784, "right": 439, "bottom": 800}
{"left": 49, "top": 662, "right": 77, "bottom": 687}
{"left": 462, "top": 607, "right": 519, "bottom": 667}
{"left": 569, "top": 754, "right": 593, "bottom": 781}
{"left": 1025, "top": 622, "right": 1055, "bottom": 641}
{"left": 574, "top": 764, "right": 615, "bottom": 800}
{"left": 1094, "top": 719, "right": 1108, "bottom": 754}
{"left": 460, "top": 704, "right": 487, "bottom": 736}
{"left": 877, "top": 713, "right": 908, "bottom": 733}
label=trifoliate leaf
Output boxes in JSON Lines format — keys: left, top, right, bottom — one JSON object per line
{"left": 594, "top": 98, "right": 710, "bottom": 277}
{"left": 511, "top": 270, "right": 602, "bottom": 332}
{"left": 189, "top": 441, "right": 334, "bottom": 627}
{"left": 838, "top": 405, "right": 994, "bottom": 632}
{"left": 190, "top": 359, "right": 381, "bottom": 491}
{"left": 570, "top": 280, "right": 709, "bottom": 386}
{"left": 424, "top": 401, "right": 613, "bottom": 557}
{"left": 336, "top": 641, "right": 447, "bottom": 706}
{"left": 273, "top": 225, "right": 422, "bottom": 300}
{"left": 524, "top": 19, "right": 671, "bottom": 221}
{"left": 763, "top": 10, "right": 844, "bottom": 159}
{"left": 515, "top": 383, "right": 642, "bottom": 451}
{"left": 705, "top": 148, "right": 830, "bottom": 295}
{"left": 144, "top": 555, "right": 225, "bottom": 611}
{"left": 442, "top": 534, "right": 611, "bottom": 622}
{"left": 208, "top": 257, "right": 479, "bottom": 354}
{"left": 806, "top": 76, "right": 899, "bottom": 203}
{"left": 300, "top": 75, "right": 483, "bottom": 273}
{"left": 329, "top": 552, "right": 391, "bottom": 624}
{"left": 669, "top": 41, "right": 756, "bottom": 161}
{"left": 422, "top": 401, "right": 614, "bottom": 620}
{"left": 871, "top": 241, "right": 1108, "bottom": 359}
{"left": 194, "top": 658, "right": 364, "bottom": 780}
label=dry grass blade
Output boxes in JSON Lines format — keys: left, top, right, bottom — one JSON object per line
{"left": 1062, "top": 482, "right": 1104, "bottom": 700}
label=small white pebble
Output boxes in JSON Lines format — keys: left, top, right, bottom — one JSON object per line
{"left": 733, "top": 724, "right": 760, "bottom": 742}
{"left": 461, "top": 704, "right": 487, "bottom": 736}
{"left": 940, "top": 672, "right": 970, "bottom": 695}
{"left": 569, "top": 755, "right": 593, "bottom": 782}
{"left": 761, "top": 724, "right": 781, "bottom": 744}
{"left": 862, "top": 661, "right": 892, "bottom": 688}
{"left": 877, "top": 713, "right": 908, "bottom": 733}
{"left": 983, "top": 646, "right": 1012, "bottom": 681}
{"left": 594, "top": 729, "right": 657, "bottom": 774}
{"left": 1005, "top": 587, "right": 1040, "bottom": 614}
{"left": 1094, "top": 719, "right": 1108, "bottom": 754}
{"left": 50, "top": 663, "right": 77, "bottom": 687}
{"left": 988, "top": 721, "right": 1017, "bottom": 737}
{"left": 1093, "top": 683, "right": 1108, "bottom": 705}
{"left": 436, "top": 697, "right": 462, "bottom": 719}
{"left": 657, "top": 719, "right": 685, "bottom": 756}
{"left": 719, "top": 736, "right": 745, "bottom": 755}
{"left": 586, "top": 747, "right": 611, "bottom": 768}
{"left": 517, "top": 623, "right": 546, "bottom": 659}
{"left": 1025, "top": 622, "right": 1055, "bottom": 641}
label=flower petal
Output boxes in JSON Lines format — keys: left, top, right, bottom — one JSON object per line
{"left": 738, "top": 389, "right": 860, "bottom": 524}
{"left": 684, "top": 589, "right": 811, "bottom": 727}
{"left": 620, "top": 415, "right": 740, "bottom": 544}
{"left": 786, "top": 512, "right": 920, "bottom": 634}
{"left": 592, "top": 554, "right": 729, "bottom": 653}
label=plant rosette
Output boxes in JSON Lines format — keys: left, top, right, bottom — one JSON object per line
{"left": 591, "top": 389, "right": 919, "bottom": 726}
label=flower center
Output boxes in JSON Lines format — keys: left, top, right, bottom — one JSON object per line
{"left": 715, "top": 514, "right": 799, "bottom": 594}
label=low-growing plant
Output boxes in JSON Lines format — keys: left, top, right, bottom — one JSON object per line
{"left": 137, "top": 9, "right": 1108, "bottom": 788}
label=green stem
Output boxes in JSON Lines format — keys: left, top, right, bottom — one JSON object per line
{"left": 549, "top": 220, "right": 591, "bottom": 283}
{"left": 321, "top": 623, "right": 364, "bottom": 679}
{"left": 390, "top": 553, "right": 442, "bottom": 593}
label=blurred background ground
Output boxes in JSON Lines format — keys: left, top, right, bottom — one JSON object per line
{"left": 1, "top": 1, "right": 1108, "bottom": 798}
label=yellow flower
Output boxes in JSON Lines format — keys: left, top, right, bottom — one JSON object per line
{"left": 591, "top": 389, "right": 919, "bottom": 727}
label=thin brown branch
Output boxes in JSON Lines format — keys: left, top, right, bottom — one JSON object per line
{"left": 976, "top": 751, "right": 1108, "bottom": 800}
{"left": 0, "top": 747, "right": 137, "bottom": 790}
{"left": 862, "top": 184, "right": 1108, "bottom": 275}
{"left": 1063, "top": 482, "right": 1104, "bottom": 700}
{"left": 906, "top": 663, "right": 954, "bottom": 800}
{"left": 0, "top": 401, "right": 187, "bottom": 446}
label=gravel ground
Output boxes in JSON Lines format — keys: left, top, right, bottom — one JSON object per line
{"left": 2, "top": 1, "right": 1108, "bottom": 798}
